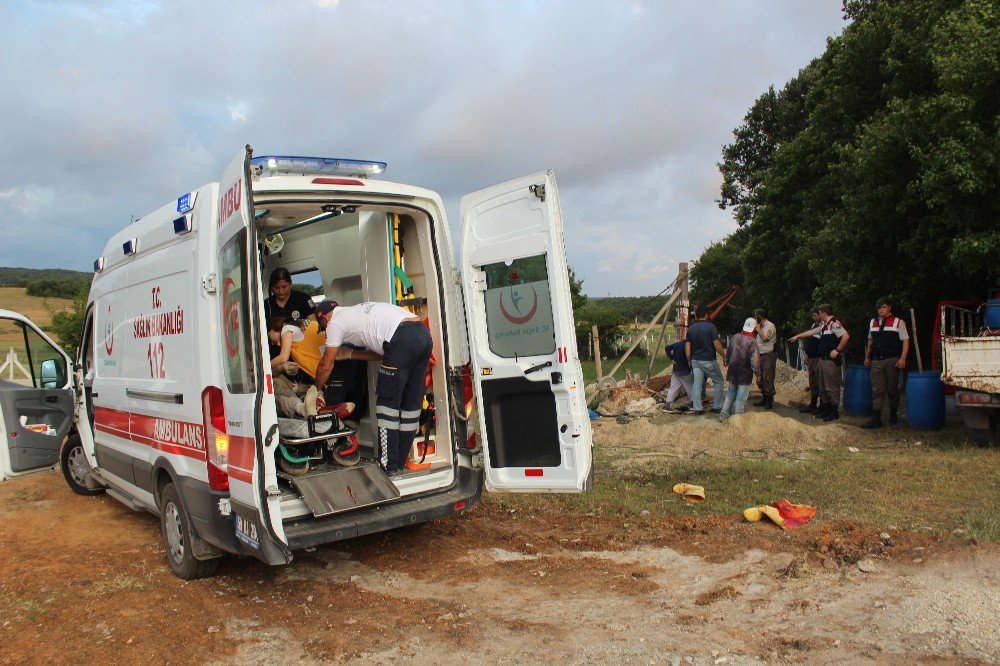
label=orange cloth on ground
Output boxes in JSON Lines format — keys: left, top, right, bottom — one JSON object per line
{"left": 743, "top": 499, "right": 816, "bottom": 530}
{"left": 772, "top": 499, "right": 816, "bottom": 529}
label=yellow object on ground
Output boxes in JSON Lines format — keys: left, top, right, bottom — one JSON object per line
{"left": 672, "top": 483, "right": 706, "bottom": 502}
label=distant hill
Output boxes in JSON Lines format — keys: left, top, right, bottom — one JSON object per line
{"left": 0, "top": 267, "right": 92, "bottom": 287}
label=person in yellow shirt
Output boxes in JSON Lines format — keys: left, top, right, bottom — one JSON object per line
{"left": 267, "top": 317, "right": 380, "bottom": 418}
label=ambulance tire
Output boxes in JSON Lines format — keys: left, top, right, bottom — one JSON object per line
{"left": 60, "top": 434, "right": 103, "bottom": 496}
{"left": 160, "top": 483, "right": 219, "bottom": 580}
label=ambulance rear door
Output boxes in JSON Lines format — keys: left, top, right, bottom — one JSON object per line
{"left": 460, "top": 171, "right": 592, "bottom": 492}
{"left": 216, "top": 146, "right": 281, "bottom": 549}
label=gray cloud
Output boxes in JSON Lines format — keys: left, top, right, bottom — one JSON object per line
{"left": 0, "top": 0, "right": 843, "bottom": 295}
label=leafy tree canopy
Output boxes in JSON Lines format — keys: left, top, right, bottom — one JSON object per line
{"left": 707, "top": 0, "right": 998, "bottom": 357}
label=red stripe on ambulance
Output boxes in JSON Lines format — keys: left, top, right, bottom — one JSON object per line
{"left": 94, "top": 406, "right": 210, "bottom": 462}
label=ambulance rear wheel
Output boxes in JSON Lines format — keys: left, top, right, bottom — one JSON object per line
{"left": 60, "top": 435, "right": 103, "bottom": 496}
{"left": 160, "top": 483, "right": 219, "bottom": 580}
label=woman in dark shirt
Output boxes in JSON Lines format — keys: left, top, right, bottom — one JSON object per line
{"left": 265, "top": 267, "right": 316, "bottom": 321}
{"left": 265, "top": 267, "right": 316, "bottom": 358}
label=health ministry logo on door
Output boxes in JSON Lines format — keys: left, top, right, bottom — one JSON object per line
{"left": 104, "top": 305, "right": 115, "bottom": 356}
{"left": 499, "top": 284, "right": 539, "bottom": 325}
{"left": 484, "top": 280, "right": 554, "bottom": 357}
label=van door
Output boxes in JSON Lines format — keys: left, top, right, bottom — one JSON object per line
{"left": 0, "top": 311, "right": 74, "bottom": 479}
{"left": 217, "top": 147, "right": 279, "bottom": 545}
{"left": 460, "top": 171, "right": 592, "bottom": 492}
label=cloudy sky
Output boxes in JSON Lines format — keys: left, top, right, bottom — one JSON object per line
{"left": 0, "top": 0, "right": 845, "bottom": 296}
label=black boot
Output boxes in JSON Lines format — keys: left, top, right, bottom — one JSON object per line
{"left": 799, "top": 396, "right": 818, "bottom": 413}
{"left": 823, "top": 405, "right": 840, "bottom": 421}
{"left": 813, "top": 402, "right": 831, "bottom": 419}
{"left": 889, "top": 406, "right": 899, "bottom": 425}
{"left": 752, "top": 396, "right": 767, "bottom": 407}
{"left": 764, "top": 395, "right": 774, "bottom": 410}
{"left": 862, "top": 409, "right": 883, "bottom": 429}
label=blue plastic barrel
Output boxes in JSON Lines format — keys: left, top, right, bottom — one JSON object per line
{"left": 984, "top": 299, "right": 1000, "bottom": 329}
{"left": 905, "top": 370, "right": 946, "bottom": 430}
{"left": 843, "top": 364, "right": 873, "bottom": 416}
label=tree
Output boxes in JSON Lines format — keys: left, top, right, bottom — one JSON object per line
{"left": 706, "top": 0, "right": 999, "bottom": 356}
{"left": 568, "top": 266, "right": 587, "bottom": 314}
{"left": 48, "top": 284, "right": 89, "bottom": 360}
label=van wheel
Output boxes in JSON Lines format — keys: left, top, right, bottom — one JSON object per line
{"left": 160, "top": 483, "right": 219, "bottom": 580}
{"left": 60, "top": 435, "right": 103, "bottom": 496}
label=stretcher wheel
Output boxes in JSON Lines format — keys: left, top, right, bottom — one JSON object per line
{"left": 330, "top": 434, "right": 360, "bottom": 467}
{"left": 278, "top": 444, "right": 310, "bottom": 476}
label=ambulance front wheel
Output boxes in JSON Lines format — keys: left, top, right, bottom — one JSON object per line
{"left": 159, "top": 483, "right": 220, "bottom": 580}
{"left": 60, "top": 434, "right": 102, "bottom": 496}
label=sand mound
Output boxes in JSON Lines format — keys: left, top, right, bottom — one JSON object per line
{"left": 593, "top": 410, "right": 848, "bottom": 470}
{"left": 773, "top": 361, "right": 811, "bottom": 404}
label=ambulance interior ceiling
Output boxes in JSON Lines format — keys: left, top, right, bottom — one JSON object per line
{"left": 257, "top": 203, "right": 422, "bottom": 306}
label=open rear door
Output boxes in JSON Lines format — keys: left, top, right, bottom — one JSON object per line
{"left": 461, "top": 171, "right": 592, "bottom": 492}
{"left": 216, "top": 147, "right": 276, "bottom": 547}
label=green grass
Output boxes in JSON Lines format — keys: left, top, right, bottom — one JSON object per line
{"left": 485, "top": 441, "right": 1000, "bottom": 542}
{"left": 581, "top": 354, "right": 674, "bottom": 386}
{"left": 0, "top": 287, "right": 73, "bottom": 328}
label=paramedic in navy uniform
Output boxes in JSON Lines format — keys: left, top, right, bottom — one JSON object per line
{"left": 312, "top": 300, "right": 433, "bottom": 475}
{"left": 862, "top": 296, "right": 909, "bottom": 428}
{"left": 265, "top": 267, "right": 316, "bottom": 321}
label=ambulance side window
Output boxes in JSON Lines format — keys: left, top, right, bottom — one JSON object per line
{"left": 23, "top": 325, "right": 67, "bottom": 389}
{"left": 220, "top": 230, "right": 256, "bottom": 394}
{"left": 481, "top": 253, "right": 556, "bottom": 358}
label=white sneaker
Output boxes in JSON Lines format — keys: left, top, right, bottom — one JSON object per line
{"left": 304, "top": 386, "right": 319, "bottom": 416}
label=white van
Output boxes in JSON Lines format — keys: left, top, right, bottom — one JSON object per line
{"left": 45, "top": 148, "right": 592, "bottom": 579}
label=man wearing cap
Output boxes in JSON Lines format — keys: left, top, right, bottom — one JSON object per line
{"left": 813, "top": 304, "right": 850, "bottom": 421}
{"left": 751, "top": 308, "right": 778, "bottom": 409}
{"left": 789, "top": 308, "right": 823, "bottom": 413}
{"left": 312, "top": 300, "right": 433, "bottom": 475}
{"left": 863, "top": 297, "right": 909, "bottom": 428}
{"left": 720, "top": 318, "right": 761, "bottom": 420}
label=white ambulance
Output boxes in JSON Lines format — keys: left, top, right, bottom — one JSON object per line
{"left": 44, "top": 147, "right": 592, "bottom": 579}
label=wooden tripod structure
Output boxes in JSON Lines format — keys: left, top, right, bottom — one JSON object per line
{"left": 587, "top": 262, "right": 690, "bottom": 405}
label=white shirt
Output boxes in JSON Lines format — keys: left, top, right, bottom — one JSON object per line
{"left": 281, "top": 324, "right": 305, "bottom": 343}
{"left": 324, "top": 302, "right": 413, "bottom": 355}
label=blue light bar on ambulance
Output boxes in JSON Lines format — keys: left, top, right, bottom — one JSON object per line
{"left": 94, "top": 257, "right": 105, "bottom": 272}
{"left": 250, "top": 156, "right": 386, "bottom": 178}
{"left": 123, "top": 239, "right": 138, "bottom": 256}
{"left": 176, "top": 192, "right": 196, "bottom": 214}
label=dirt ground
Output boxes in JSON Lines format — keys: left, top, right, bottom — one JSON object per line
{"left": 1, "top": 459, "right": 998, "bottom": 665}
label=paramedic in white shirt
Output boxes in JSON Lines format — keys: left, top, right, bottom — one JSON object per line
{"left": 312, "top": 300, "right": 432, "bottom": 474}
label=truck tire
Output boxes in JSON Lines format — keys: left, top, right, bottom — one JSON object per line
{"left": 60, "top": 435, "right": 103, "bottom": 496}
{"left": 160, "top": 483, "right": 220, "bottom": 580}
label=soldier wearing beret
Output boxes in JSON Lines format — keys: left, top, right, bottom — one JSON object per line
{"left": 862, "top": 297, "right": 909, "bottom": 428}
{"left": 813, "top": 303, "right": 850, "bottom": 421}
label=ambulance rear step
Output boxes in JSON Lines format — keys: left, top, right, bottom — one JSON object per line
{"left": 277, "top": 461, "right": 399, "bottom": 518}
{"left": 282, "top": 466, "right": 483, "bottom": 550}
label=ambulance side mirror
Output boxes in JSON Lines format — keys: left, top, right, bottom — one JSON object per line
{"left": 40, "top": 359, "right": 66, "bottom": 389}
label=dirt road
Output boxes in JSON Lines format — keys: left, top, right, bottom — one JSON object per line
{"left": 1, "top": 471, "right": 997, "bottom": 665}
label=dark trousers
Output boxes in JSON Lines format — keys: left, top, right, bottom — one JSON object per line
{"left": 818, "top": 359, "right": 842, "bottom": 406}
{"left": 871, "top": 357, "right": 900, "bottom": 410}
{"left": 757, "top": 351, "right": 777, "bottom": 397}
{"left": 376, "top": 322, "right": 433, "bottom": 473}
